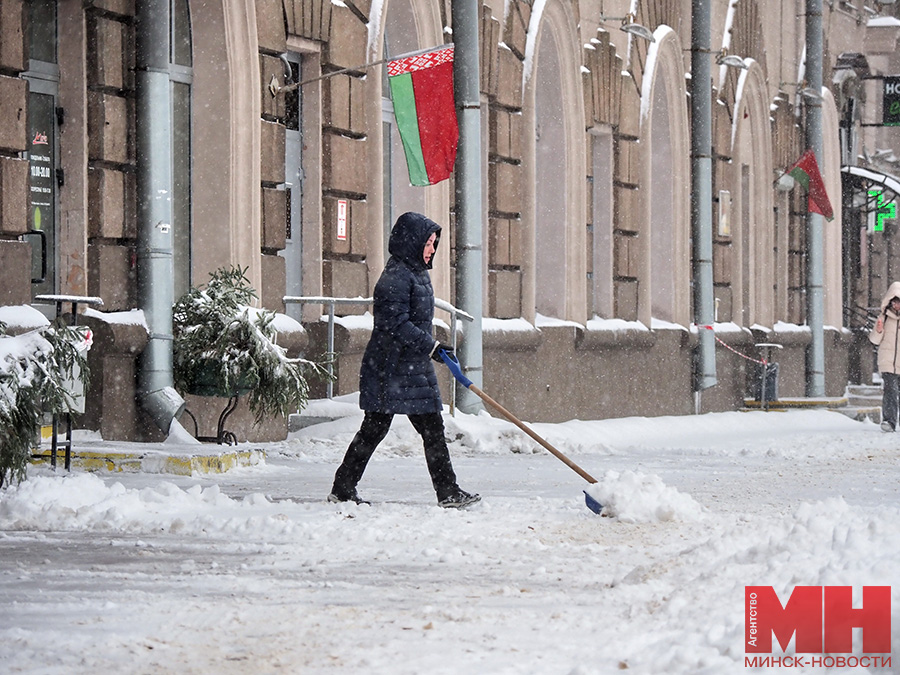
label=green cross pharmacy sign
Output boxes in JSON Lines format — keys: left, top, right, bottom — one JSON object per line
{"left": 870, "top": 189, "right": 897, "bottom": 232}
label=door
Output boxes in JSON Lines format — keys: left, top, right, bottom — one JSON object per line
{"left": 280, "top": 53, "right": 303, "bottom": 321}
{"left": 24, "top": 75, "right": 59, "bottom": 301}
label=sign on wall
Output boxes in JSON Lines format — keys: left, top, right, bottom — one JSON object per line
{"left": 718, "top": 191, "right": 732, "bottom": 237}
{"left": 28, "top": 92, "right": 56, "bottom": 295}
{"left": 869, "top": 189, "right": 897, "bottom": 232}
{"left": 336, "top": 199, "right": 348, "bottom": 241}
{"left": 884, "top": 76, "right": 900, "bottom": 127}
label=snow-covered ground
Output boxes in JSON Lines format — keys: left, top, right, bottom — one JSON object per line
{"left": 2, "top": 399, "right": 899, "bottom": 674}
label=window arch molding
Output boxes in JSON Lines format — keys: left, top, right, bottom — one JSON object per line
{"left": 638, "top": 25, "right": 691, "bottom": 327}
{"left": 731, "top": 59, "right": 775, "bottom": 328}
{"left": 521, "top": 0, "right": 587, "bottom": 323}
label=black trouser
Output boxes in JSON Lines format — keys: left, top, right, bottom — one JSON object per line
{"left": 332, "top": 411, "right": 458, "bottom": 500}
{"left": 883, "top": 372, "right": 900, "bottom": 429}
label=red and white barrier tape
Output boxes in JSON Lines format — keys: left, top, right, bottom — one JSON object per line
{"left": 695, "top": 324, "right": 767, "bottom": 365}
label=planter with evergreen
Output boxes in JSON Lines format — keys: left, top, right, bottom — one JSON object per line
{"left": 0, "top": 321, "right": 92, "bottom": 488}
{"left": 172, "top": 266, "right": 330, "bottom": 428}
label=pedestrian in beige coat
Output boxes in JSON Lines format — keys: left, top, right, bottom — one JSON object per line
{"left": 869, "top": 280, "right": 900, "bottom": 431}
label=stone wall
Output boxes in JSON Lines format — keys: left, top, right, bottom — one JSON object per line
{"left": 307, "top": 320, "right": 852, "bottom": 423}
{"left": 0, "top": 0, "right": 29, "bottom": 306}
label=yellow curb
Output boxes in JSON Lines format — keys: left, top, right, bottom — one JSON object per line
{"left": 743, "top": 397, "right": 849, "bottom": 409}
{"left": 30, "top": 448, "right": 266, "bottom": 475}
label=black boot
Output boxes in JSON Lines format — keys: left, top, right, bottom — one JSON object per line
{"left": 327, "top": 490, "right": 370, "bottom": 505}
{"left": 438, "top": 489, "right": 481, "bottom": 509}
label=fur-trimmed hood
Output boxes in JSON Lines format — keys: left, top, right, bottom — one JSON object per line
{"left": 880, "top": 281, "right": 900, "bottom": 315}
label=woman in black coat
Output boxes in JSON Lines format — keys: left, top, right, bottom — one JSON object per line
{"left": 329, "top": 212, "right": 479, "bottom": 508}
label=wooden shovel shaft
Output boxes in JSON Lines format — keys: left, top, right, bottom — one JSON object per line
{"left": 469, "top": 384, "right": 598, "bottom": 485}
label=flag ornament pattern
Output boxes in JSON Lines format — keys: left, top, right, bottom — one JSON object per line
{"left": 387, "top": 45, "right": 458, "bottom": 187}
{"left": 787, "top": 149, "right": 834, "bottom": 221}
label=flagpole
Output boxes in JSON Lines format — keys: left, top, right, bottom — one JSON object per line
{"left": 452, "top": 0, "right": 485, "bottom": 414}
{"left": 268, "top": 44, "right": 454, "bottom": 96}
{"left": 805, "top": 0, "right": 825, "bottom": 397}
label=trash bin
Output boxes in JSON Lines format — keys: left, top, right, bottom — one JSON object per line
{"left": 754, "top": 361, "right": 779, "bottom": 403}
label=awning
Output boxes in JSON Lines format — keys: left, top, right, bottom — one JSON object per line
{"left": 842, "top": 165, "right": 900, "bottom": 198}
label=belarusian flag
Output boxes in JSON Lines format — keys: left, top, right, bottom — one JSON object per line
{"left": 387, "top": 45, "right": 458, "bottom": 187}
{"left": 787, "top": 149, "right": 834, "bottom": 221}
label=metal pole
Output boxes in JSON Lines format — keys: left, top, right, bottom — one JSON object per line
{"left": 451, "top": 0, "right": 485, "bottom": 413}
{"left": 326, "top": 301, "right": 335, "bottom": 399}
{"left": 690, "top": 0, "right": 718, "bottom": 399}
{"left": 449, "top": 310, "right": 458, "bottom": 414}
{"left": 805, "top": 0, "right": 825, "bottom": 396}
{"left": 135, "top": 0, "right": 185, "bottom": 432}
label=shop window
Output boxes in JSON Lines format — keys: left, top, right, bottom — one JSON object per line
{"left": 24, "top": 0, "right": 59, "bottom": 300}
{"left": 381, "top": 0, "right": 426, "bottom": 255}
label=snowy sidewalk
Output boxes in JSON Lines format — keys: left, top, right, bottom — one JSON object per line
{"left": 2, "top": 406, "right": 899, "bottom": 674}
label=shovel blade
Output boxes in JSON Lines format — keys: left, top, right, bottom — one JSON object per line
{"left": 583, "top": 490, "right": 603, "bottom": 515}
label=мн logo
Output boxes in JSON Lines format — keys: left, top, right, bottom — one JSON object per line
{"left": 745, "top": 586, "right": 891, "bottom": 669}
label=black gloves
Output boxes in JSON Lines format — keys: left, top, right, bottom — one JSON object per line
{"left": 431, "top": 342, "right": 455, "bottom": 363}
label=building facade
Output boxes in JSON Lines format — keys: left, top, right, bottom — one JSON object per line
{"left": 1, "top": 0, "right": 899, "bottom": 441}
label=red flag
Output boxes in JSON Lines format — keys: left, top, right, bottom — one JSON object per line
{"left": 786, "top": 149, "right": 834, "bottom": 221}
{"left": 387, "top": 46, "right": 458, "bottom": 186}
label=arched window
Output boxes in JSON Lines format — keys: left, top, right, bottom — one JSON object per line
{"left": 524, "top": 0, "right": 586, "bottom": 323}
{"left": 534, "top": 29, "right": 567, "bottom": 318}
{"left": 648, "top": 75, "right": 676, "bottom": 322}
{"left": 640, "top": 27, "right": 690, "bottom": 326}
{"left": 731, "top": 63, "right": 775, "bottom": 327}
{"left": 382, "top": 0, "right": 426, "bottom": 256}
{"left": 375, "top": 0, "right": 450, "bottom": 300}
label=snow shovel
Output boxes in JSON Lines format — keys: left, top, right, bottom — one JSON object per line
{"left": 439, "top": 350, "right": 603, "bottom": 514}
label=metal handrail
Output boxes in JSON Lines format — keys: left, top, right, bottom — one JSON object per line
{"left": 283, "top": 295, "right": 474, "bottom": 412}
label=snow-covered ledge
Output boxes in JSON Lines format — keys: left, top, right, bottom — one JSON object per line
{"left": 576, "top": 316, "right": 655, "bottom": 350}
{"left": 866, "top": 15, "right": 900, "bottom": 54}
{"left": 81, "top": 308, "right": 149, "bottom": 351}
{"left": 0, "top": 305, "right": 50, "bottom": 335}
{"left": 482, "top": 317, "right": 542, "bottom": 351}
{"left": 306, "top": 313, "right": 373, "bottom": 354}
{"left": 265, "top": 311, "right": 309, "bottom": 357}
{"left": 764, "top": 321, "right": 812, "bottom": 348}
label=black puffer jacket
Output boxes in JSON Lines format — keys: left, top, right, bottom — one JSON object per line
{"left": 358, "top": 212, "right": 442, "bottom": 414}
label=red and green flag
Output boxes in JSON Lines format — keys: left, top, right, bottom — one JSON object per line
{"left": 786, "top": 149, "right": 834, "bottom": 221}
{"left": 387, "top": 45, "right": 458, "bottom": 187}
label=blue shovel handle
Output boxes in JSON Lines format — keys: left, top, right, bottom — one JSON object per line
{"left": 439, "top": 349, "right": 473, "bottom": 389}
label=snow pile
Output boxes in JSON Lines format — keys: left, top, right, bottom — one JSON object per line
{"left": 586, "top": 470, "right": 706, "bottom": 522}
{"left": 0, "top": 473, "right": 292, "bottom": 537}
